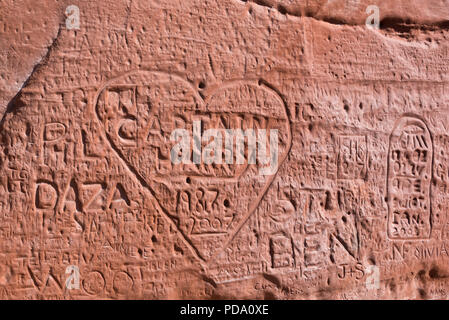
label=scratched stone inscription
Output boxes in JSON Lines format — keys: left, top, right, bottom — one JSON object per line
{"left": 387, "top": 116, "right": 433, "bottom": 240}
{"left": 0, "top": 0, "right": 449, "bottom": 300}
{"left": 95, "top": 71, "right": 292, "bottom": 261}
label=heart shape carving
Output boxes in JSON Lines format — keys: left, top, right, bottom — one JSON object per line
{"left": 94, "top": 71, "right": 291, "bottom": 261}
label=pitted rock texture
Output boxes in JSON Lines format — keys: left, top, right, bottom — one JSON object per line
{"left": 0, "top": 0, "right": 449, "bottom": 299}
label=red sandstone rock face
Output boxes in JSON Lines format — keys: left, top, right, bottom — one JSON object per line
{"left": 0, "top": 0, "right": 449, "bottom": 299}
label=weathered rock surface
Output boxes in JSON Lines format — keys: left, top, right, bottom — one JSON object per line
{"left": 0, "top": 0, "right": 449, "bottom": 299}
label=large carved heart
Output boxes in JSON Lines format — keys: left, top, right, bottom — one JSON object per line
{"left": 94, "top": 71, "right": 291, "bottom": 261}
